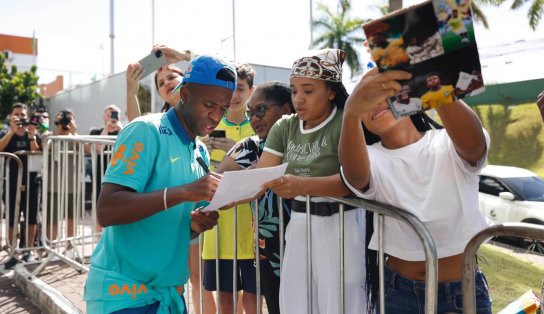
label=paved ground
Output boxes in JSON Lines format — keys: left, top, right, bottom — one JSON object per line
{"left": 0, "top": 262, "right": 41, "bottom": 314}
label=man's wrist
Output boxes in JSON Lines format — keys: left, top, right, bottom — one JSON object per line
{"left": 190, "top": 229, "right": 200, "bottom": 240}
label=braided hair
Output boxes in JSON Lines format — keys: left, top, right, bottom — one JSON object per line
{"left": 364, "top": 111, "right": 442, "bottom": 312}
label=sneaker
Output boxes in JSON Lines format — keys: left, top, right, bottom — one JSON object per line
{"left": 3, "top": 256, "right": 18, "bottom": 269}
{"left": 22, "top": 253, "right": 36, "bottom": 263}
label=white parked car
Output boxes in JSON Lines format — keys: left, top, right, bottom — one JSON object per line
{"left": 478, "top": 165, "right": 544, "bottom": 253}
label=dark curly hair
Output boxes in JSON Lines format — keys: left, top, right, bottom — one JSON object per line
{"left": 255, "top": 81, "right": 294, "bottom": 113}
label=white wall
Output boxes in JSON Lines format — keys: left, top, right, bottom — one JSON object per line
{"left": 45, "top": 63, "right": 291, "bottom": 133}
{"left": 45, "top": 72, "right": 129, "bottom": 134}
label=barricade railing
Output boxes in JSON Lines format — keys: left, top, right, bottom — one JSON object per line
{"left": 14, "top": 151, "right": 45, "bottom": 258}
{"left": 462, "top": 222, "right": 544, "bottom": 314}
{"left": 210, "top": 195, "right": 438, "bottom": 314}
{"left": 32, "top": 135, "right": 116, "bottom": 277}
{"left": 0, "top": 152, "right": 23, "bottom": 258}
{"left": 6, "top": 134, "right": 440, "bottom": 313}
{"left": 329, "top": 196, "right": 439, "bottom": 314}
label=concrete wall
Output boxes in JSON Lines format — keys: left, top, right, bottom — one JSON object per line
{"left": 45, "top": 63, "right": 291, "bottom": 134}
{"left": 44, "top": 72, "right": 129, "bottom": 134}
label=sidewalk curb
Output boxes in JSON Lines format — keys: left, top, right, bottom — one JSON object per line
{"left": 13, "top": 264, "right": 81, "bottom": 314}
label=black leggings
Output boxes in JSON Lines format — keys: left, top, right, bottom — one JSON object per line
{"left": 260, "top": 259, "right": 281, "bottom": 314}
{"left": 4, "top": 172, "right": 39, "bottom": 227}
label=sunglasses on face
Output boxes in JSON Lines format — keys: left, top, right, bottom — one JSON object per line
{"left": 246, "top": 103, "right": 282, "bottom": 119}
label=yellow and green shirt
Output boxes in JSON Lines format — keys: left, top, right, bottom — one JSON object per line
{"left": 202, "top": 116, "right": 256, "bottom": 259}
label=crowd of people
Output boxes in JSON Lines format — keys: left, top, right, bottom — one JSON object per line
{"left": 2, "top": 43, "right": 544, "bottom": 314}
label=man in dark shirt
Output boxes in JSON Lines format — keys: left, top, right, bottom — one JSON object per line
{"left": 0, "top": 103, "right": 41, "bottom": 268}
{"left": 89, "top": 105, "right": 123, "bottom": 204}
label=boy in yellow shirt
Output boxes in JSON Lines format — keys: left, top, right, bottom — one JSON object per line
{"left": 202, "top": 64, "right": 260, "bottom": 314}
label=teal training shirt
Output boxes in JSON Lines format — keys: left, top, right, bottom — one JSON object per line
{"left": 84, "top": 108, "right": 209, "bottom": 313}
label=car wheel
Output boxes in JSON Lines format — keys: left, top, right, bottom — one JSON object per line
{"left": 521, "top": 220, "right": 544, "bottom": 254}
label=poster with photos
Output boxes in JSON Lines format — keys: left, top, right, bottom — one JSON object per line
{"left": 362, "top": 0, "right": 485, "bottom": 119}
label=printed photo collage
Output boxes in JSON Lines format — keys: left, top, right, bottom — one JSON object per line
{"left": 363, "top": 0, "right": 485, "bottom": 118}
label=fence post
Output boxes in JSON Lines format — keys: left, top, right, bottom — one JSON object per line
{"left": 462, "top": 223, "right": 544, "bottom": 313}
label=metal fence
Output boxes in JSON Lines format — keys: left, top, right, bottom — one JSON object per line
{"left": 196, "top": 196, "right": 439, "bottom": 314}
{"left": 31, "top": 135, "right": 116, "bottom": 276}
{"left": 1, "top": 135, "right": 440, "bottom": 313}
{"left": 462, "top": 222, "right": 544, "bottom": 314}
{"left": 0, "top": 152, "right": 23, "bottom": 257}
{"left": 8, "top": 135, "right": 543, "bottom": 313}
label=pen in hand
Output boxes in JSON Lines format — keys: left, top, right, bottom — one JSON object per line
{"left": 196, "top": 156, "right": 210, "bottom": 174}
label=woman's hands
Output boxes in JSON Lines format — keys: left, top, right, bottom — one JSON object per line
{"left": 262, "top": 174, "right": 302, "bottom": 199}
{"left": 344, "top": 68, "right": 412, "bottom": 119}
{"left": 152, "top": 45, "right": 192, "bottom": 64}
{"left": 126, "top": 63, "right": 143, "bottom": 96}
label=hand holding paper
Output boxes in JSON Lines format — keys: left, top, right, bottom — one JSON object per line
{"left": 202, "top": 163, "right": 288, "bottom": 212}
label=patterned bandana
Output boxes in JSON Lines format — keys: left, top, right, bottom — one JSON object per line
{"left": 290, "top": 49, "right": 345, "bottom": 82}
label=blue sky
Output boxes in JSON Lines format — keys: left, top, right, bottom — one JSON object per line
{"left": 0, "top": 0, "right": 542, "bottom": 86}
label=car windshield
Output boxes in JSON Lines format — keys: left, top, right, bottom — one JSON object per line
{"left": 503, "top": 176, "right": 544, "bottom": 202}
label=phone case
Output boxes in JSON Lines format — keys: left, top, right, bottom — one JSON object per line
{"left": 138, "top": 52, "right": 168, "bottom": 78}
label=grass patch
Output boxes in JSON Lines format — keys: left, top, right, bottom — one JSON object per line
{"left": 473, "top": 102, "right": 544, "bottom": 176}
{"left": 478, "top": 244, "right": 544, "bottom": 312}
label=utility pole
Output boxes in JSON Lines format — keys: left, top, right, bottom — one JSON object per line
{"left": 232, "top": 0, "right": 237, "bottom": 61}
{"left": 309, "top": 0, "right": 314, "bottom": 45}
{"left": 151, "top": 0, "right": 156, "bottom": 113}
{"left": 109, "top": 0, "right": 115, "bottom": 75}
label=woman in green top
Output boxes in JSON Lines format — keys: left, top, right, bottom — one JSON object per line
{"left": 257, "top": 49, "right": 367, "bottom": 313}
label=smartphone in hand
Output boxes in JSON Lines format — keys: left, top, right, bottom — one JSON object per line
{"left": 138, "top": 50, "right": 168, "bottom": 78}
{"left": 210, "top": 129, "right": 226, "bottom": 139}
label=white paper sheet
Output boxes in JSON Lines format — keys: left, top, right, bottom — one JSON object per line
{"left": 202, "top": 163, "right": 288, "bottom": 212}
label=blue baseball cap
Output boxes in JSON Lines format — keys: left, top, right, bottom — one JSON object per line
{"left": 173, "top": 55, "right": 237, "bottom": 93}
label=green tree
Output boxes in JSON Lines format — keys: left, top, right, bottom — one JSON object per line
{"left": 0, "top": 53, "right": 42, "bottom": 118}
{"left": 137, "top": 83, "right": 151, "bottom": 114}
{"left": 311, "top": 2, "right": 367, "bottom": 77}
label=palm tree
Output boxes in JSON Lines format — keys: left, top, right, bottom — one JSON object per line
{"left": 479, "top": 0, "right": 543, "bottom": 30}
{"left": 385, "top": 0, "right": 489, "bottom": 28}
{"left": 311, "top": 2, "right": 367, "bottom": 77}
{"left": 386, "top": 0, "right": 542, "bottom": 30}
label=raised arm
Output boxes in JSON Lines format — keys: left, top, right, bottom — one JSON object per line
{"left": 97, "top": 172, "right": 221, "bottom": 227}
{"left": 435, "top": 100, "right": 486, "bottom": 165}
{"left": 339, "top": 68, "right": 411, "bottom": 191}
{"left": 339, "top": 108, "right": 371, "bottom": 191}
{"left": 126, "top": 63, "right": 144, "bottom": 122}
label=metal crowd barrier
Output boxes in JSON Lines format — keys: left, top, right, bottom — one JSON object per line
{"left": 210, "top": 195, "right": 438, "bottom": 314}
{"left": 0, "top": 152, "right": 23, "bottom": 257}
{"left": 329, "top": 196, "right": 439, "bottom": 314}
{"left": 5, "top": 135, "right": 441, "bottom": 313}
{"left": 32, "top": 135, "right": 116, "bottom": 276}
{"left": 462, "top": 222, "right": 544, "bottom": 314}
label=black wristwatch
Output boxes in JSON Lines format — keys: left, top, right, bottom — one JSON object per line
{"left": 190, "top": 230, "right": 200, "bottom": 240}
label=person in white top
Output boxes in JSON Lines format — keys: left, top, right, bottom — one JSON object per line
{"left": 338, "top": 68, "right": 492, "bottom": 313}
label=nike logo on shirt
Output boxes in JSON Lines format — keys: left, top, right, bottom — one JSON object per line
{"left": 170, "top": 156, "right": 182, "bottom": 163}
